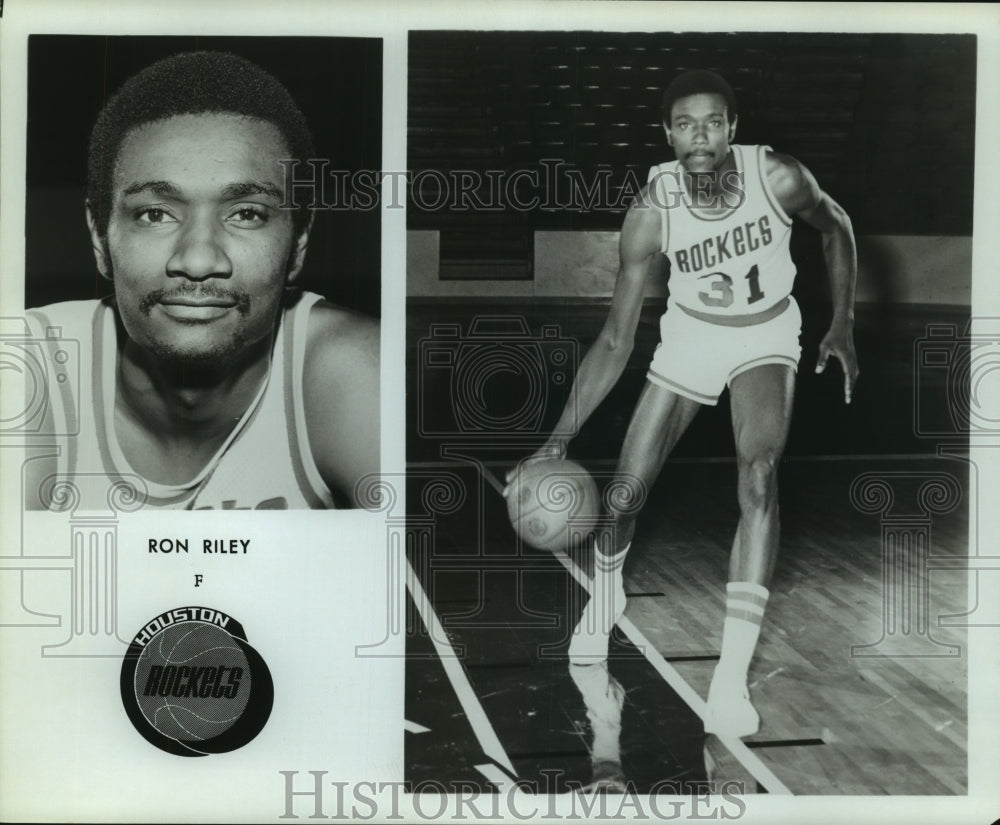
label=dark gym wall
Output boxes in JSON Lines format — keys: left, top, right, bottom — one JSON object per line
{"left": 406, "top": 31, "right": 976, "bottom": 461}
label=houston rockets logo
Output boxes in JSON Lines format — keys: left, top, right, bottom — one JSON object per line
{"left": 120, "top": 607, "right": 273, "bottom": 756}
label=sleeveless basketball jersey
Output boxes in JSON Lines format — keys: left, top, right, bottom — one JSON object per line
{"left": 647, "top": 145, "right": 796, "bottom": 318}
{"left": 26, "top": 292, "right": 335, "bottom": 510}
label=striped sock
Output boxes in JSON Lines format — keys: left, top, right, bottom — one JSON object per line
{"left": 593, "top": 539, "right": 628, "bottom": 591}
{"left": 716, "top": 582, "right": 770, "bottom": 682}
{"left": 569, "top": 540, "right": 631, "bottom": 662}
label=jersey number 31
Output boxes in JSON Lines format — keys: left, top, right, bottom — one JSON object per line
{"left": 698, "top": 265, "right": 764, "bottom": 308}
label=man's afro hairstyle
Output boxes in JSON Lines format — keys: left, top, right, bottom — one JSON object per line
{"left": 87, "top": 51, "right": 315, "bottom": 237}
{"left": 661, "top": 69, "right": 738, "bottom": 125}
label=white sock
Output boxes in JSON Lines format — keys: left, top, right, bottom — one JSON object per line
{"left": 592, "top": 538, "right": 628, "bottom": 596}
{"left": 590, "top": 539, "right": 629, "bottom": 621}
{"left": 716, "top": 582, "right": 769, "bottom": 683}
{"left": 569, "top": 541, "right": 630, "bottom": 662}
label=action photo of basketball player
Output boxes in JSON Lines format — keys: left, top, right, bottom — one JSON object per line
{"left": 22, "top": 45, "right": 380, "bottom": 510}
{"left": 512, "top": 69, "right": 859, "bottom": 737}
{"left": 405, "top": 27, "right": 973, "bottom": 795}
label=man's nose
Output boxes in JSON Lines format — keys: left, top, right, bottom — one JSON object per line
{"left": 166, "top": 215, "right": 233, "bottom": 281}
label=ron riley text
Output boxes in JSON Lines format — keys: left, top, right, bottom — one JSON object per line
{"left": 148, "top": 538, "right": 251, "bottom": 554}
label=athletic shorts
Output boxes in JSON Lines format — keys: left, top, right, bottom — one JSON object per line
{"left": 646, "top": 296, "right": 802, "bottom": 406}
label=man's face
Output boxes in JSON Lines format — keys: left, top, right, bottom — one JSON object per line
{"left": 664, "top": 93, "right": 737, "bottom": 173}
{"left": 90, "top": 113, "right": 308, "bottom": 366}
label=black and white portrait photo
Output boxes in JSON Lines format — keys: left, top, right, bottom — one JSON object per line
{"left": 20, "top": 36, "right": 381, "bottom": 510}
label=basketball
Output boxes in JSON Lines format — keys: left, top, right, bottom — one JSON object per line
{"left": 506, "top": 458, "right": 600, "bottom": 551}
{"left": 133, "top": 622, "right": 251, "bottom": 743}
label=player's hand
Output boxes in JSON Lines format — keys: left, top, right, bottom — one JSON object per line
{"left": 815, "top": 323, "right": 859, "bottom": 404}
{"left": 503, "top": 440, "right": 567, "bottom": 498}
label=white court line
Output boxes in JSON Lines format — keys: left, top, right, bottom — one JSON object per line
{"left": 409, "top": 459, "right": 792, "bottom": 793}
{"left": 405, "top": 558, "right": 518, "bottom": 778}
{"left": 474, "top": 763, "right": 518, "bottom": 794}
{"left": 405, "top": 720, "right": 431, "bottom": 734}
{"left": 551, "top": 548, "right": 794, "bottom": 796}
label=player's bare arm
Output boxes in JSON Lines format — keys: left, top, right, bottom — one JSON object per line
{"left": 504, "top": 187, "right": 661, "bottom": 491}
{"left": 546, "top": 190, "right": 660, "bottom": 446}
{"left": 303, "top": 303, "right": 380, "bottom": 508}
{"left": 766, "top": 150, "right": 860, "bottom": 403}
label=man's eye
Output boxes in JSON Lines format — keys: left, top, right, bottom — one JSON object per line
{"left": 135, "top": 207, "right": 175, "bottom": 225}
{"left": 228, "top": 207, "right": 269, "bottom": 226}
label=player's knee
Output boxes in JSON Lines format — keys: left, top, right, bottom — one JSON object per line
{"left": 737, "top": 454, "right": 779, "bottom": 512}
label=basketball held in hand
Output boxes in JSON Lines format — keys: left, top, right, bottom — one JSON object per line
{"left": 506, "top": 459, "right": 601, "bottom": 551}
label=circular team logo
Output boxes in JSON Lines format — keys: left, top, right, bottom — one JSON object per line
{"left": 120, "top": 607, "right": 273, "bottom": 756}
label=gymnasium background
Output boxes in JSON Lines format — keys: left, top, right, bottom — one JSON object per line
{"left": 406, "top": 32, "right": 974, "bottom": 462}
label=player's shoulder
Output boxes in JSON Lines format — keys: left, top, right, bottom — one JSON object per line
{"left": 637, "top": 159, "right": 680, "bottom": 208}
{"left": 619, "top": 183, "right": 662, "bottom": 257}
{"left": 303, "top": 299, "right": 379, "bottom": 377}
{"left": 762, "top": 150, "right": 813, "bottom": 193}
{"left": 300, "top": 299, "right": 380, "bottom": 506}
{"left": 623, "top": 183, "right": 662, "bottom": 229}
{"left": 763, "top": 148, "right": 802, "bottom": 182}
{"left": 628, "top": 182, "right": 656, "bottom": 210}
{"left": 25, "top": 298, "right": 106, "bottom": 338}
{"left": 27, "top": 297, "right": 105, "bottom": 319}
{"left": 762, "top": 149, "right": 820, "bottom": 213}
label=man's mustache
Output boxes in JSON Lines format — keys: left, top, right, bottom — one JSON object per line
{"left": 139, "top": 285, "right": 252, "bottom": 315}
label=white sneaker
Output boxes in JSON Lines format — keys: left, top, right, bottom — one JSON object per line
{"left": 704, "top": 672, "right": 760, "bottom": 738}
{"left": 568, "top": 584, "right": 625, "bottom": 664}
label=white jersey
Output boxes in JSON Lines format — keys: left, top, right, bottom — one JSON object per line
{"left": 26, "top": 291, "right": 335, "bottom": 510}
{"left": 647, "top": 144, "right": 796, "bottom": 319}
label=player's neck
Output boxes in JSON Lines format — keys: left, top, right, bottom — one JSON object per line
{"left": 116, "top": 335, "right": 273, "bottom": 438}
{"left": 681, "top": 149, "right": 738, "bottom": 205}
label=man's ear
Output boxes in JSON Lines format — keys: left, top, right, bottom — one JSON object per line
{"left": 663, "top": 123, "right": 674, "bottom": 147}
{"left": 84, "top": 201, "right": 112, "bottom": 280}
{"left": 285, "top": 215, "right": 313, "bottom": 283}
{"left": 728, "top": 115, "right": 738, "bottom": 143}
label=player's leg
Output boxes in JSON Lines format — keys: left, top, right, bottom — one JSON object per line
{"left": 569, "top": 380, "right": 701, "bottom": 663}
{"left": 608, "top": 380, "right": 702, "bottom": 550}
{"left": 729, "top": 363, "right": 794, "bottom": 583}
{"left": 705, "top": 362, "right": 795, "bottom": 737}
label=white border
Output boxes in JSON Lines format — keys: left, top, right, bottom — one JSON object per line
{"left": 2, "top": 2, "right": 997, "bottom": 823}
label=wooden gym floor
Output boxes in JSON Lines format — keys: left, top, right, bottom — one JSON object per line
{"left": 404, "top": 454, "right": 969, "bottom": 795}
